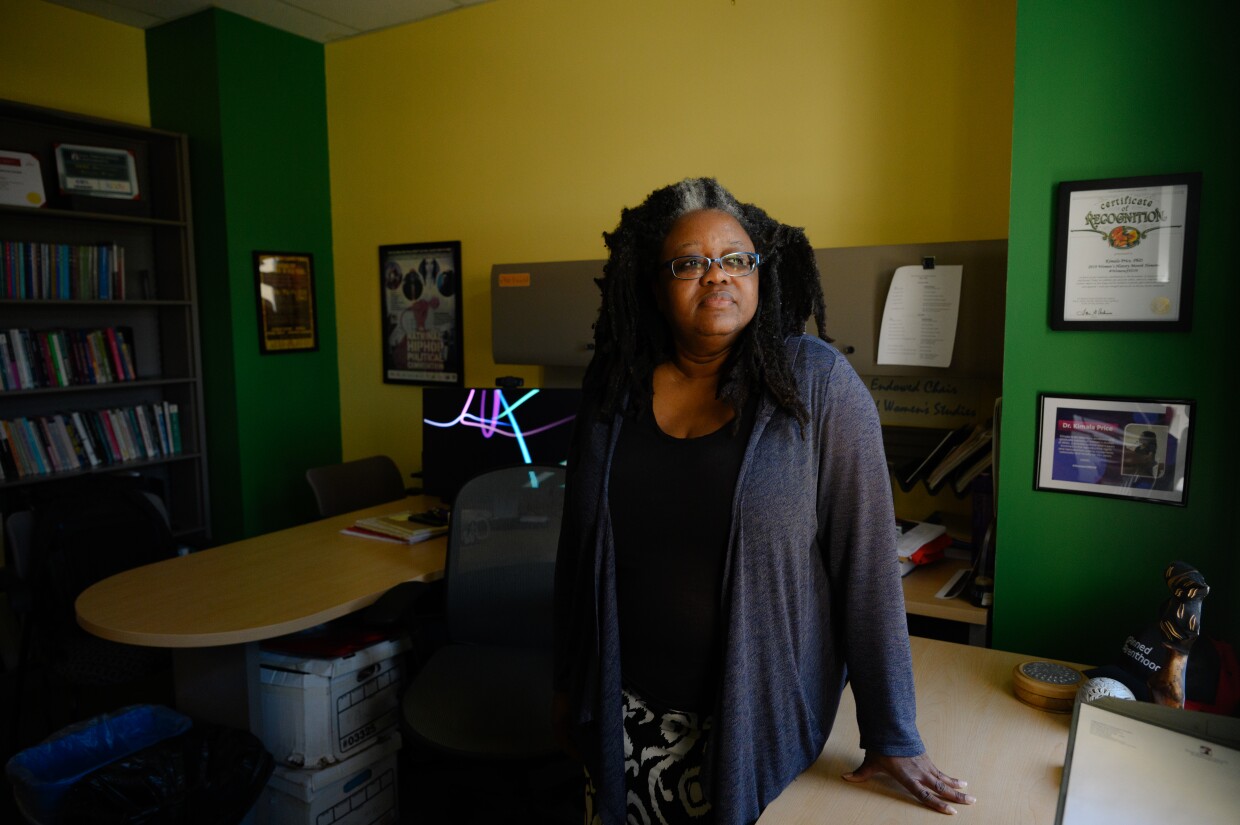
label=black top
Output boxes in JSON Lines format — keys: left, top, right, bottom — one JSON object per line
{"left": 609, "top": 398, "right": 755, "bottom": 712}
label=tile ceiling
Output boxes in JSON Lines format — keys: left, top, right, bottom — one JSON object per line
{"left": 44, "top": 0, "right": 496, "bottom": 43}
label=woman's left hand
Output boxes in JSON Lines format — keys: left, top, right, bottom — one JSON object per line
{"left": 843, "top": 752, "right": 976, "bottom": 815}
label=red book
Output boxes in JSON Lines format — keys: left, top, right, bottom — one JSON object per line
{"left": 103, "top": 327, "right": 128, "bottom": 381}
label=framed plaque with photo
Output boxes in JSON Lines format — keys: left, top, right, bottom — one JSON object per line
{"left": 54, "top": 143, "right": 140, "bottom": 200}
{"left": 1034, "top": 393, "right": 1194, "bottom": 506}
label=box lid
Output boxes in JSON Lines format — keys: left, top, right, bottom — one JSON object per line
{"left": 267, "top": 733, "right": 402, "bottom": 800}
{"left": 260, "top": 636, "right": 409, "bottom": 678}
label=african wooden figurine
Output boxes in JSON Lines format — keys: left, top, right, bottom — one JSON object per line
{"left": 1147, "top": 561, "right": 1209, "bottom": 708}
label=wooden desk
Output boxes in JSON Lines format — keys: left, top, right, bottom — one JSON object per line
{"left": 760, "top": 637, "right": 1078, "bottom": 823}
{"left": 901, "top": 558, "right": 989, "bottom": 645}
{"left": 75, "top": 496, "right": 445, "bottom": 726}
{"left": 77, "top": 496, "right": 444, "bottom": 647}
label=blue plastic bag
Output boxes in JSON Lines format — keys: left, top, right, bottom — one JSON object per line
{"left": 5, "top": 704, "right": 192, "bottom": 825}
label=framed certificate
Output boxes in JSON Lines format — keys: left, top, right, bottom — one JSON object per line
{"left": 54, "top": 143, "right": 140, "bottom": 200}
{"left": 380, "top": 241, "right": 463, "bottom": 386}
{"left": 1034, "top": 393, "right": 1194, "bottom": 506}
{"left": 1050, "top": 173, "right": 1200, "bottom": 331}
{"left": 253, "top": 252, "right": 318, "bottom": 354}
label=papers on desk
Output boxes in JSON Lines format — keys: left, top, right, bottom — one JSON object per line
{"left": 1056, "top": 697, "right": 1240, "bottom": 825}
{"left": 341, "top": 511, "right": 447, "bottom": 544}
{"left": 877, "top": 264, "right": 963, "bottom": 367}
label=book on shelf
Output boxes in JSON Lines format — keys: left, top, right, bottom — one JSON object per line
{"left": 167, "top": 403, "right": 181, "bottom": 453}
{"left": 69, "top": 411, "right": 101, "bottom": 467}
{"left": 1, "top": 240, "right": 127, "bottom": 300}
{"left": 0, "top": 332, "right": 16, "bottom": 389}
{"left": 342, "top": 511, "right": 448, "bottom": 545}
{"left": 894, "top": 423, "right": 973, "bottom": 492}
{"left": 952, "top": 449, "right": 994, "bottom": 495}
{"left": 0, "top": 422, "right": 17, "bottom": 479}
{"left": 152, "top": 404, "right": 170, "bottom": 454}
{"left": 0, "top": 325, "right": 136, "bottom": 389}
{"left": 925, "top": 421, "right": 993, "bottom": 492}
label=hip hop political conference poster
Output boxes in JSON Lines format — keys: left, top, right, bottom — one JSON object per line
{"left": 1035, "top": 394, "right": 1193, "bottom": 506}
{"left": 380, "top": 242, "right": 463, "bottom": 386}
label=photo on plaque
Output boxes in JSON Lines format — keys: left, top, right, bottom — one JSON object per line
{"left": 380, "top": 241, "right": 463, "bottom": 386}
{"left": 54, "top": 143, "right": 140, "bottom": 200}
{"left": 1034, "top": 393, "right": 1194, "bottom": 506}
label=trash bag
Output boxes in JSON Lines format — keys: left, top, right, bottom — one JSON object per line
{"left": 6, "top": 704, "right": 274, "bottom": 825}
{"left": 61, "top": 721, "right": 274, "bottom": 824}
{"left": 6, "top": 705, "right": 192, "bottom": 825}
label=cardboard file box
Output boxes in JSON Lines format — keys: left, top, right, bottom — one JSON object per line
{"left": 259, "top": 732, "right": 401, "bottom": 825}
{"left": 259, "top": 636, "right": 409, "bottom": 767}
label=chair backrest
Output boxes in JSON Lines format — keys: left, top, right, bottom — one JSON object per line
{"left": 26, "top": 476, "right": 179, "bottom": 635}
{"left": 444, "top": 464, "right": 566, "bottom": 648}
{"left": 305, "top": 454, "right": 406, "bottom": 518}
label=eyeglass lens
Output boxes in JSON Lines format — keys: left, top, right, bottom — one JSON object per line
{"left": 669, "top": 252, "right": 759, "bottom": 278}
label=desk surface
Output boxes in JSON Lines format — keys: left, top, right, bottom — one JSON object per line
{"left": 77, "top": 498, "right": 984, "bottom": 648}
{"left": 76, "top": 496, "right": 445, "bottom": 648}
{"left": 760, "top": 636, "right": 1078, "bottom": 823}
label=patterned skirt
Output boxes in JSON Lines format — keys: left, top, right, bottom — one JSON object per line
{"left": 585, "top": 686, "right": 713, "bottom": 825}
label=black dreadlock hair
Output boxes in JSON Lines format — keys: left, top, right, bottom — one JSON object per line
{"left": 589, "top": 177, "right": 827, "bottom": 428}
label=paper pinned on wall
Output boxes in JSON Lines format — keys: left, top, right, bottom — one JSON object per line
{"left": 876, "top": 264, "right": 963, "bottom": 367}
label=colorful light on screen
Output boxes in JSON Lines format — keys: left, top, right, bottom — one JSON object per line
{"left": 423, "top": 389, "right": 576, "bottom": 487}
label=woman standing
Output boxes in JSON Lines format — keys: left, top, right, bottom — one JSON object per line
{"left": 553, "top": 178, "right": 973, "bottom": 824}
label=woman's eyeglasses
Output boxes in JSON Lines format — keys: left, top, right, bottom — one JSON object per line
{"left": 663, "top": 252, "right": 761, "bottom": 280}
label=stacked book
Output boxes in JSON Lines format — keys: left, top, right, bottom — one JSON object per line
{"left": 895, "top": 419, "right": 994, "bottom": 496}
{"left": 341, "top": 511, "right": 448, "bottom": 545}
{"left": 0, "top": 326, "right": 136, "bottom": 390}
{"left": 1, "top": 240, "right": 127, "bottom": 300}
{"left": 0, "top": 403, "right": 182, "bottom": 480}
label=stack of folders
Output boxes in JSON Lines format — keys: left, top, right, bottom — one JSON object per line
{"left": 341, "top": 511, "right": 448, "bottom": 545}
{"left": 897, "top": 420, "right": 994, "bottom": 496}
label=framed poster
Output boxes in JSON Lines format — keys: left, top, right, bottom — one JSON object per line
{"left": 380, "top": 241, "right": 463, "bottom": 385}
{"left": 1050, "top": 173, "right": 1200, "bottom": 331}
{"left": 1034, "top": 393, "right": 1194, "bottom": 506}
{"left": 253, "top": 251, "right": 318, "bottom": 354}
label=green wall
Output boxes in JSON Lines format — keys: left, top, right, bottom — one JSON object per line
{"left": 995, "top": 2, "right": 1239, "bottom": 664}
{"left": 146, "top": 10, "right": 341, "bottom": 542}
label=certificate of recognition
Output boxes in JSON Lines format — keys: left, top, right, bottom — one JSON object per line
{"left": 1051, "top": 174, "right": 1199, "bottom": 331}
{"left": 0, "top": 150, "right": 47, "bottom": 207}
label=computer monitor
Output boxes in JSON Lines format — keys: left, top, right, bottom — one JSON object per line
{"left": 421, "top": 387, "right": 581, "bottom": 502}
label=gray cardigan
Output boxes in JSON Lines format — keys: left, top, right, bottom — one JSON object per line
{"left": 554, "top": 334, "right": 925, "bottom": 825}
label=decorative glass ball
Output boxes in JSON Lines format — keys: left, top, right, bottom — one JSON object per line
{"left": 1076, "top": 676, "right": 1137, "bottom": 705}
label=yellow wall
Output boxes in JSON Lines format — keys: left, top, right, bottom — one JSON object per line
{"left": 0, "top": 0, "right": 148, "bottom": 125}
{"left": 3, "top": 0, "right": 1015, "bottom": 486}
{"left": 325, "top": 0, "right": 1015, "bottom": 476}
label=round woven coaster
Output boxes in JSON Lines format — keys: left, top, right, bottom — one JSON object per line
{"left": 1012, "top": 660, "right": 1085, "bottom": 712}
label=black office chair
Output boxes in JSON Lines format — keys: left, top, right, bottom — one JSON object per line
{"left": 6, "top": 476, "right": 180, "bottom": 748}
{"left": 305, "top": 454, "right": 409, "bottom": 518}
{"left": 383, "top": 464, "right": 566, "bottom": 758}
